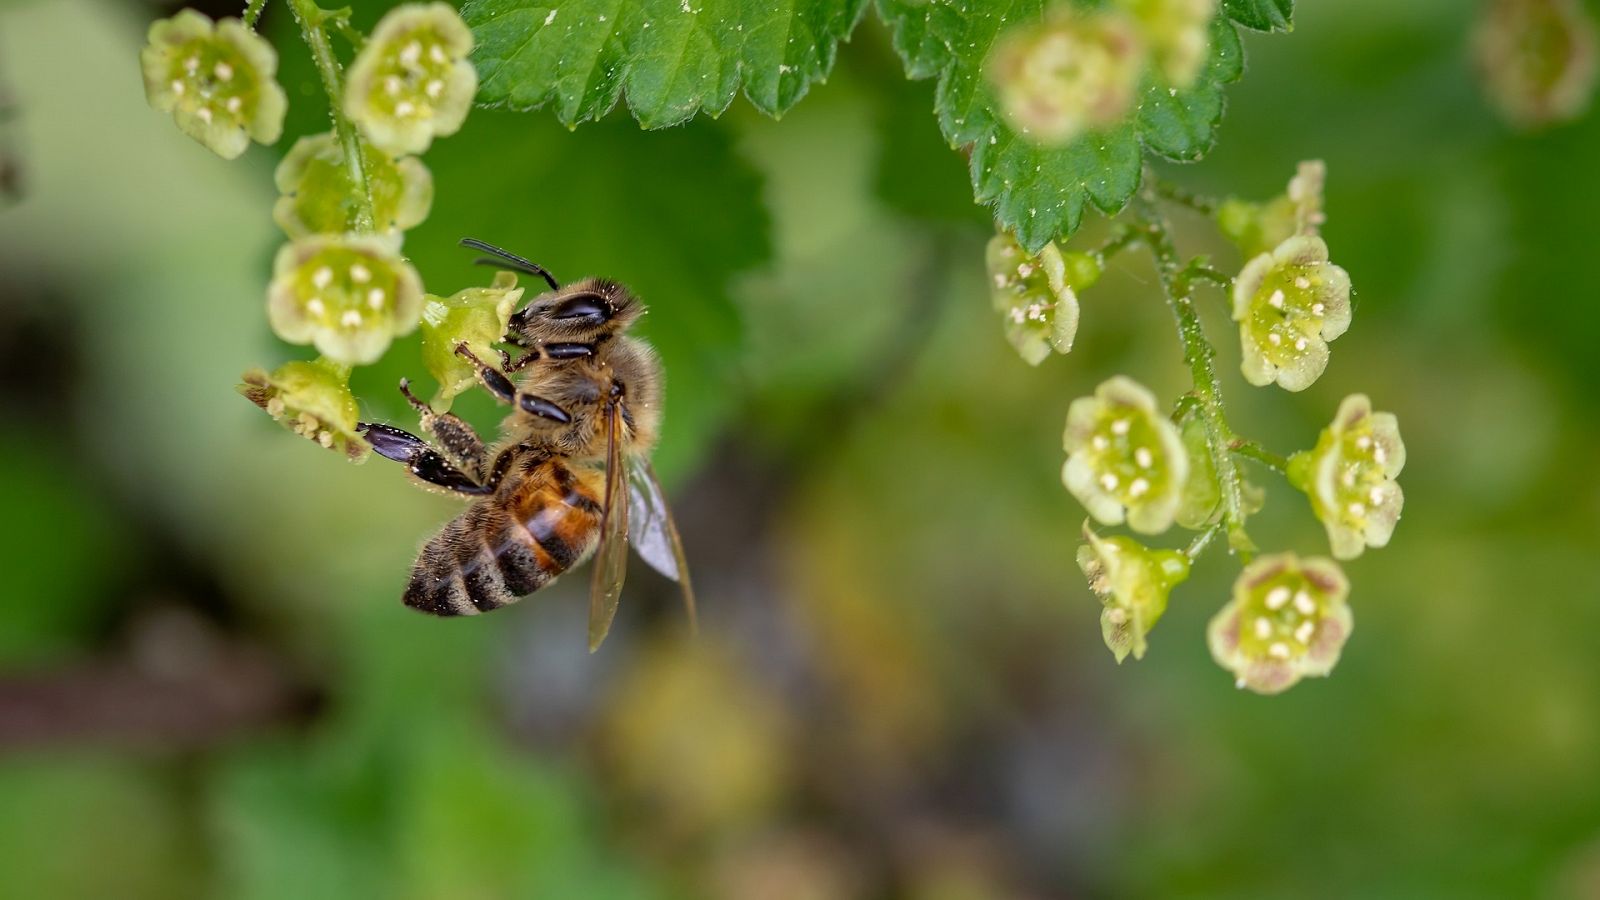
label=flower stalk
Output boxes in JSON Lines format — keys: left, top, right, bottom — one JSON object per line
{"left": 287, "top": 0, "right": 375, "bottom": 232}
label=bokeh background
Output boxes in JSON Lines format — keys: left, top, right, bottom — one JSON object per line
{"left": 3, "top": 0, "right": 1599, "bottom": 896}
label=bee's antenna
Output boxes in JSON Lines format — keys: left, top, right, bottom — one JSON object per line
{"left": 459, "top": 237, "right": 560, "bottom": 291}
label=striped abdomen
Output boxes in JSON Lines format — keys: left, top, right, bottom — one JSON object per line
{"left": 404, "top": 458, "right": 604, "bottom": 616}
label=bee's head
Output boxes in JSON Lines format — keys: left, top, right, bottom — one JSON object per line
{"left": 508, "top": 278, "right": 643, "bottom": 344}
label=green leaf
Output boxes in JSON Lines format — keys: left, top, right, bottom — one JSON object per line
{"left": 1222, "top": 0, "right": 1293, "bottom": 33}
{"left": 464, "top": 0, "right": 869, "bottom": 129}
{"left": 877, "top": 1, "right": 1254, "bottom": 251}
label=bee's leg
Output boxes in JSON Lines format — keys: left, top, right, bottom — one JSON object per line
{"left": 455, "top": 344, "right": 573, "bottom": 424}
{"left": 397, "top": 378, "right": 490, "bottom": 479}
{"left": 357, "top": 422, "right": 491, "bottom": 496}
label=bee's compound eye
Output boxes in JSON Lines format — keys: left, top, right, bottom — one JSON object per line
{"left": 548, "top": 293, "right": 609, "bottom": 321}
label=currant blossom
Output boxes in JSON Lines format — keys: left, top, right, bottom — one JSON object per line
{"left": 1474, "top": 0, "right": 1598, "bottom": 129}
{"left": 1232, "top": 235, "right": 1352, "bottom": 392}
{"left": 344, "top": 3, "right": 477, "bottom": 155}
{"left": 267, "top": 235, "right": 424, "bottom": 366}
{"left": 1288, "top": 394, "right": 1407, "bottom": 559}
{"left": 1216, "top": 160, "right": 1326, "bottom": 261}
{"left": 238, "top": 358, "right": 368, "bottom": 461}
{"left": 1119, "top": 0, "right": 1216, "bottom": 88}
{"left": 1063, "top": 376, "right": 1189, "bottom": 533}
{"left": 988, "top": 9, "right": 1146, "bottom": 145}
{"left": 1078, "top": 526, "right": 1190, "bottom": 662}
{"left": 420, "top": 272, "right": 525, "bottom": 409}
{"left": 1208, "top": 553, "right": 1352, "bottom": 694}
{"left": 986, "top": 232, "right": 1099, "bottom": 365}
{"left": 140, "top": 10, "right": 287, "bottom": 159}
{"left": 273, "top": 132, "right": 433, "bottom": 240}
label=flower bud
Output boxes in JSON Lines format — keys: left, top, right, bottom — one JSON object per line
{"left": 273, "top": 132, "right": 433, "bottom": 241}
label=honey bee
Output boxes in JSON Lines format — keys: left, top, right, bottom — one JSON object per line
{"left": 358, "top": 239, "right": 694, "bottom": 650}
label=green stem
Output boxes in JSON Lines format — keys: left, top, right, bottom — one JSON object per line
{"left": 1184, "top": 520, "right": 1225, "bottom": 561}
{"left": 1184, "top": 264, "right": 1233, "bottom": 290}
{"left": 1230, "top": 439, "right": 1289, "bottom": 474}
{"left": 287, "top": 0, "right": 374, "bottom": 233}
{"left": 1090, "top": 225, "right": 1143, "bottom": 269}
{"left": 1134, "top": 198, "right": 1254, "bottom": 559}
{"left": 1148, "top": 172, "right": 1223, "bottom": 217}
{"left": 242, "top": 0, "right": 268, "bottom": 29}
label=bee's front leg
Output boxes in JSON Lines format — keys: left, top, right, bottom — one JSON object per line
{"left": 357, "top": 422, "right": 492, "bottom": 496}
{"left": 397, "top": 379, "right": 491, "bottom": 480}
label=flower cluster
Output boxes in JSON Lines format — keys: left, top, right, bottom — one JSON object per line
{"left": 985, "top": 232, "right": 1099, "bottom": 365}
{"left": 1062, "top": 376, "right": 1189, "bottom": 534}
{"left": 140, "top": 10, "right": 286, "bottom": 159}
{"left": 1208, "top": 553, "right": 1352, "bottom": 694}
{"left": 986, "top": 0, "right": 1217, "bottom": 146}
{"left": 1289, "top": 394, "right": 1407, "bottom": 559}
{"left": 345, "top": 3, "right": 478, "bottom": 155}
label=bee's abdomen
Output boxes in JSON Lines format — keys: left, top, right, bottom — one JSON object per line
{"left": 403, "top": 461, "right": 603, "bottom": 616}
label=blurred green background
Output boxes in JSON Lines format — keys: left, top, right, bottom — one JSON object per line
{"left": 2, "top": 0, "right": 1599, "bottom": 896}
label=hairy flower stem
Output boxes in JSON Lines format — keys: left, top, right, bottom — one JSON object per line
{"left": 242, "top": 0, "right": 268, "bottom": 29}
{"left": 1149, "top": 173, "right": 1221, "bottom": 216}
{"left": 1134, "top": 198, "right": 1254, "bottom": 557}
{"left": 1230, "top": 438, "right": 1289, "bottom": 474}
{"left": 287, "top": 0, "right": 375, "bottom": 232}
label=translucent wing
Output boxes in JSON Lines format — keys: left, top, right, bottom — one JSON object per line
{"left": 587, "top": 402, "right": 629, "bottom": 651}
{"left": 627, "top": 459, "right": 698, "bottom": 632}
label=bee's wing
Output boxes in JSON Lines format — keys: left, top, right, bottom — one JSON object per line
{"left": 587, "top": 401, "right": 630, "bottom": 652}
{"left": 626, "top": 459, "right": 697, "bottom": 632}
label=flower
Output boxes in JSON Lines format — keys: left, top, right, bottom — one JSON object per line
{"left": 1288, "top": 394, "right": 1407, "bottom": 559}
{"left": 1216, "top": 160, "right": 1326, "bottom": 260}
{"left": 1063, "top": 376, "right": 1189, "bottom": 533}
{"left": 1208, "top": 553, "right": 1352, "bottom": 694}
{"left": 266, "top": 235, "right": 424, "bottom": 366}
{"left": 986, "top": 232, "right": 1099, "bottom": 365}
{"left": 238, "top": 358, "right": 368, "bottom": 460}
{"left": 140, "top": 10, "right": 287, "bottom": 159}
{"left": 273, "top": 132, "right": 434, "bottom": 240}
{"left": 420, "top": 271, "right": 525, "bottom": 409}
{"left": 344, "top": 3, "right": 477, "bottom": 155}
{"left": 1232, "top": 234, "right": 1352, "bottom": 392}
{"left": 1473, "top": 0, "right": 1598, "bottom": 129}
{"left": 1077, "top": 526, "right": 1190, "bottom": 662}
{"left": 1119, "top": 0, "right": 1216, "bottom": 88}
{"left": 987, "top": 9, "right": 1146, "bottom": 145}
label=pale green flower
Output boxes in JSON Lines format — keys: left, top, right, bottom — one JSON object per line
{"left": 238, "top": 358, "right": 368, "bottom": 460}
{"left": 1208, "top": 553, "right": 1352, "bottom": 694}
{"left": 1474, "top": 0, "right": 1598, "bottom": 129}
{"left": 273, "top": 132, "right": 434, "bottom": 240}
{"left": 987, "top": 9, "right": 1146, "bottom": 145}
{"left": 1062, "top": 376, "right": 1189, "bottom": 533}
{"left": 1119, "top": 0, "right": 1216, "bottom": 88}
{"left": 266, "top": 235, "right": 424, "bottom": 366}
{"left": 140, "top": 10, "right": 287, "bottom": 159}
{"left": 420, "top": 271, "right": 525, "bottom": 409}
{"left": 986, "top": 232, "right": 1098, "bottom": 365}
{"left": 1289, "top": 394, "right": 1407, "bottom": 559}
{"left": 1217, "top": 160, "right": 1327, "bottom": 260}
{"left": 1077, "top": 526, "right": 1190, "bottom": 662}
{"left": 344, "top": 3, "right": 477, "bottom": 155}
{"left": 1233, "top": 234, "right": 1352, "bottom": 392}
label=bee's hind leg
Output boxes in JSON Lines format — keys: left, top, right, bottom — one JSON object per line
{"left": 358, "top": 422, "right": 491, "bottom": 496}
